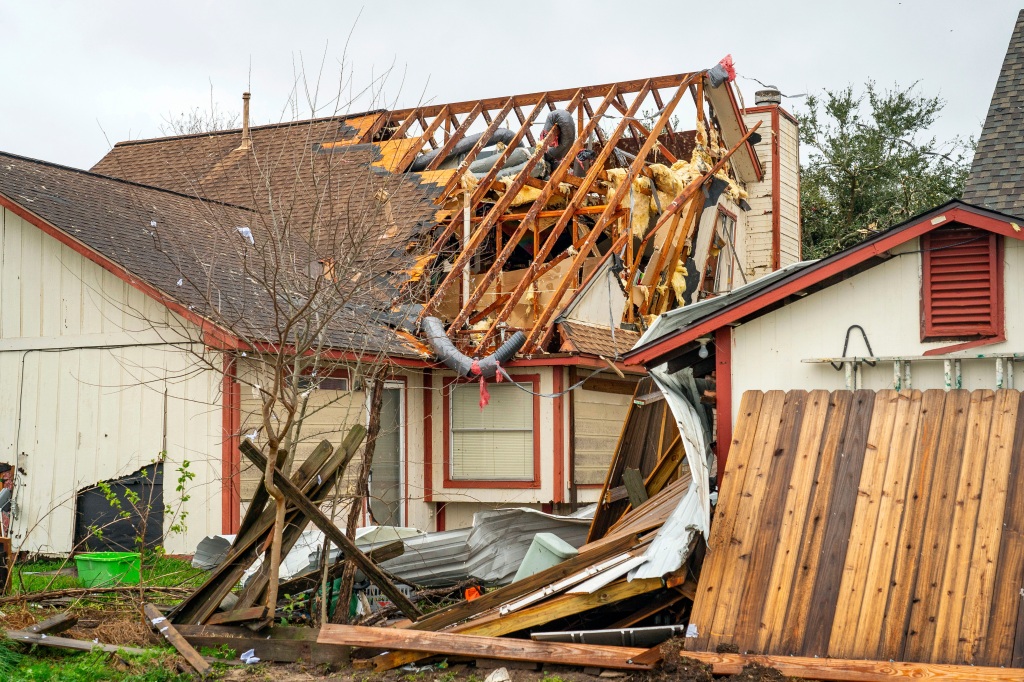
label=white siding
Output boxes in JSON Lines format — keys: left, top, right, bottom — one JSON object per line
{"left": 731, "top": 238, "right": 1024, "bottom": 419}
{"left": 572, "top": 385, "right": 632, "bottom": 485}
{"left": 0, "top": 208, "right": 222, "bottom": 555}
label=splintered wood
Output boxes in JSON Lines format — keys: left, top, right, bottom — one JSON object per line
{"left": 688, "top": 388, "right": 1024, "bottom": 667}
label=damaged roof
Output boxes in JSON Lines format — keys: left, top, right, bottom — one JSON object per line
{"left": 962, "top": 10, "right": 1024, "bottom": 217}
{"left": 0, "top": 151, "right": 422, "bottom": 357}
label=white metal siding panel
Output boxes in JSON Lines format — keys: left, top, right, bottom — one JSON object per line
{"left": 0, "top": 208, "right": 222, "bottom": 555}
{"left": 731, "top": 238, "right": 1024, "bottom": 421}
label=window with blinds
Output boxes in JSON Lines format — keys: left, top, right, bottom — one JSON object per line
{"left": 922, "top": 228, "right": 1003, "bottom": 339}
{"left": 450, "top": 383, "right": 534, "bottom": 481}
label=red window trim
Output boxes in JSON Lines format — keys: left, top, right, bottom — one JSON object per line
{"left": 441, "top": 373, "right": 542, "bottom": 489}
{"left": 921, "top": 229, "right": 1004, "bottom": 341}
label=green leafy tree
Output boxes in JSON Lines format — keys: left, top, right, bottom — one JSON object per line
{"left": 797, "top": 81, "right": 974, "bottom": 258}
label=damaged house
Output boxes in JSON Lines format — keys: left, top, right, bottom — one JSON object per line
{"left": 0, "top": 60, "right": 800, "bottom": 555}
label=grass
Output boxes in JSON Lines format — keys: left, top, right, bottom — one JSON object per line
{"left": 8, "top": 646, "right": 209, "bottom": 681}
{"left": 11, "top": 554, "right": 207, "bottom": 595}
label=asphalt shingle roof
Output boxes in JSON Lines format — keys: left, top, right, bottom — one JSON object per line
{"left": 962, "top": 10, "right": 1024, "bottom": 217}
{"left": 0, "top": 152, "right": 423, "bottom": 357}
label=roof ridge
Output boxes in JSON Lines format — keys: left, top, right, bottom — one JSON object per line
{"left": 0, "top": 150, "right": 257, "bottom": 213}
{"left": 111, "top": 109, "right": 385, "bottom": 147}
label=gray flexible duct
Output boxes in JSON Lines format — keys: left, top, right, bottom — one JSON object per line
{"left": 408, "top": 128, "right": 519, "bottom": 172}
{"left": 421, "top": 316, "right": 526, "bottom": 379}
{"left": 540, "top": 109, "right": 576, "bottom": 165}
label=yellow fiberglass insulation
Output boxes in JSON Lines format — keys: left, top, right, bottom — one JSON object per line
{"left": 604, "top": 142, "right": 748, "bottom": 239}
{"left": 671, "top": 260, "right": 688, "bottom": 304}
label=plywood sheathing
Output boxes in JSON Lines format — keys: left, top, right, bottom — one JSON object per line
{"left": 687, "top": 388, "right": 1024, "bottom": 667}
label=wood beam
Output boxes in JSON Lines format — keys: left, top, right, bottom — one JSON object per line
{"left": 514, "top": 105, "right": 537, "bottom": 146}
{"left": 396, "top": 105, "right": 451, "bottom": 171}
{"left": 388, "top": 72, "right": 699, "bottom": 119}
{"left": 239, "top": 441, "right": 422, "bottom": 621}
{"left": 426, "top": 102, "right": 483, "bottom": 172}
{"left": 445, "top": 88, "right": 598, "bottom": 333}
{"left": 325, "top": 625, "right": 650, "bottom": 671}
{"left": 438, "top": 99, "right": 515, "bottom": 200}
{"left": 522, "top": 74, "right": 698, "bottom": 352}
{"left": 420, "top": 99, "right": 553, "bottom": 320}
{"left": 145, "top": 603, "right": 212, "bottom": 676}
{"left": 428, "top": 97, "right": 549, "bottom": 254}
{"left": 475, "top": 79, "right": 670, "bottom": 349}
{"left": 610, "top": 97, "right": 678, "bottom": 163}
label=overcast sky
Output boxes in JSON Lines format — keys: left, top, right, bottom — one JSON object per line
{"left": 1, "top": 1, "right": 1019, "bottom": 171}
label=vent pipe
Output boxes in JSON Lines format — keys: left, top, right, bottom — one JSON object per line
{"left": 240, "top": 92, "right": 252, "bottom": 149}
{"left": 755, "top": 87, "right": 782, "bottom": 107}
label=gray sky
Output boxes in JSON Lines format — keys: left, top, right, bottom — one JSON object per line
{"left": 2, "top": 1, "right": 1019, "bottom": 170}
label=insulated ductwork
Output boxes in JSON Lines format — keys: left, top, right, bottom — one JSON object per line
{"left": 421, "top": 316, "right": 526, "bottom": 379}
{"left": 408, "top": 128, "right": 519, "bottom": 172}
{"left": 540, "top": 109, "right": 576, "bottom": 165}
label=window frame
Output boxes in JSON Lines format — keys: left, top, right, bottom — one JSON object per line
{"left": 920, "top": 229, "right": 1004, "bottom": 341}
{"left": 442, "top": 373, "right": 542, "bottom": 489}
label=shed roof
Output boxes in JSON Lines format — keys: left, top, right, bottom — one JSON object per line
{"left": 626, "top": 200, "right": 1024, "bottom": 366}
{"left": 962, "top": 10, "right": 1024, "bottom": 217}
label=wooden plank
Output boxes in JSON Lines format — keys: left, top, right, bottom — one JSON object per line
{"left": 144, "top": 602, "right": 212, "bottom": 676}
{"left": 170, "top": 436, "right": 347, "bottom": 625}
{"left": 206, "top": 606, "right": 268, "bottom": 626}
{"left": 774, "top": 391, "right": 853, "bottom": 654}
{"left": 901, "top": 390, "right": 971, "bottom": 662}
{"left": 279, "top": 540, "right": 405, "bottom": 597}
{"left": 367, "top": 575, "right": 661, "bottom": 671}
{"left": 982, "top": 391, "right": 1024, "bottom": 667}
{"left": 631, "top": 649, "right": 1024, "bottom": 681}
{"left": 877, "top": 389, "right": 948, "bottom": 660}
{"left": 731, "top": 390, "right": 808, "bottom": 652}
{"left": 239, "top": 442, "right": 422, "bottom": 620}
{"left": 7, "top": 630, "right": 147, "bottom": 655}
{"left": 800, "top": 389, "right": 875, "bottom": 655}
{"left": 958, "top": 390, "right": 1019, "bottom": 663}
{"left": 927, "top": 389, "right": 995, "bottom": 663}
{"left": 686, "top": 390, "right": 765, "bottom": 651}
{"left": 178, "top": 624, "right": 346, "bottom": 665}
{"left": 849, "top": 390, "right": 924, "bottom": 660}
{"left": 621, "top": 468, "right": 648, "bottom": 508}
{"left": 608, "top": 588, "right": 690, "bottom": 629}
{"left": 755, "top": 389, "right": 831, "bottom": 653}
{"left": 323, "top": 625, "right": 650, "bottom": 671}
{"left": 706, "top": 390, "right": 788, "bottom": 650}
{"left": 827, "top": 390, "right": 901, "bottom": 658}
{"left": 27, "top": 611, "right": 78, "bottom": 634}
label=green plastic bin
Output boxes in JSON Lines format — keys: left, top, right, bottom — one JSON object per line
{"left": 75, "top": 552, "right": 141, "bottom": 587}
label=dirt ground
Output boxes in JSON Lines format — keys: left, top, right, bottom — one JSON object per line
{"left": 1, "top": 608, "right": 798, "bottom": 682}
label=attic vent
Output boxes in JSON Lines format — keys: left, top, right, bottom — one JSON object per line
{"left": 921, "top": 227, "right": 1003, "bottom": 339}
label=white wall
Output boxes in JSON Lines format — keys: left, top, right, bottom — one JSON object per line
{"left": 0, "top": 208, "right": 223, "bottom": 555}
{"left": 730, "top": 237, "right": 1024, "bottom": 419}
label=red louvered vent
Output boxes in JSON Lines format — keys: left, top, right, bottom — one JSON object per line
{"left": 922, "top": 227, "right": 1003, "bottom": 340}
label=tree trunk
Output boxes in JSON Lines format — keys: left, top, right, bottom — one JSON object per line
{"left": 331, "top": 373, "right": 385, "bottom": 623}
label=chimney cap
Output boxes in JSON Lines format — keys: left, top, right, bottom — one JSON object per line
{"left": 755, "top": 87, "right": 782, "bottom": 107}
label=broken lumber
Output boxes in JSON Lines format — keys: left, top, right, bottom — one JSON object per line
{"left": 170, "top": 437, "right": 344, "bottom": 624}
{"left": 206, "top": 606, "right": 267, "bottom": 626}
{"left": 279, "top": 540, "right": 404, "bottom": 596}
{"left": 633, "top": 649, "right": 1024, "bottom": 681}
{"left": 144, "top": 603, "right": 211, "bottom": 676}
{"left": 177, "top": 624, "right": 347, "bottom": 665}
{"left": 6, "top": 630, "right": 147, "bottom": 656}
{"left": 322, "top": 624, "right": 650, "bottom": 671}
{"left": 239, "top": 440, "right": 422, "bottom": 621}
{"left": 26, "top": 611, "right": 78, "bottom": 634}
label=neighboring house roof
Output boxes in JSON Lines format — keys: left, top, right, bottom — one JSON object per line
{"left": 962, "top": 10, "right": 1024, "bottom": 217}
{"left": 626, "top": 200, "right": 1024, "bottom": 366}
{"left": 0, "top": 151, "right": 423, "bottom": 357}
